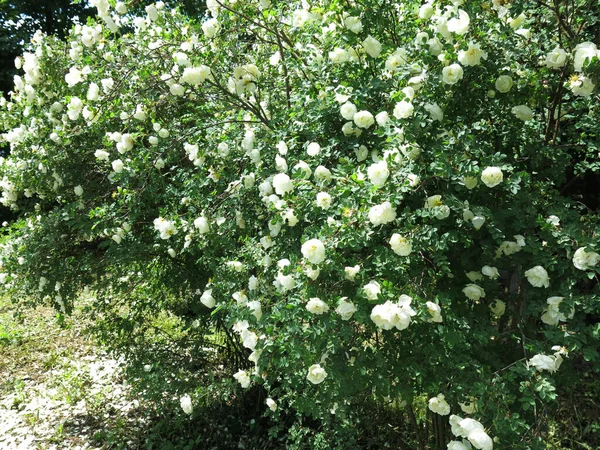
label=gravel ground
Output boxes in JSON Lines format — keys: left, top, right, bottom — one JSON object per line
{"left": 0, "top": 300, "right": 146, "bottom": 449}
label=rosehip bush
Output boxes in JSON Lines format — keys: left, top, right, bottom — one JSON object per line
{"left": 1, "top": 0, "right": 599, "bottom": 448}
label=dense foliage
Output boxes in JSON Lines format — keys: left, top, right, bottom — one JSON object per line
{"left": 1, "top": 0, "right": 599, "bottom": 448}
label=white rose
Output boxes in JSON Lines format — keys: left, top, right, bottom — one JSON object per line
{"left": 368, "top": 201, "right": 397, "bottom": 226}
{"left": 202, "top": 18, "right": 219, "bottom": 38}
{"left": 306, "top": 297, "right": 329, "bottom": 315}
{"left": 345, "top": 265, "right": 360, "bottom": 281}
{"left": 458, "top": 43, "right": 488, "bottom": 66}
{"left": 340, "top": 102, "right": 357, "bottom": 120}
{"left": 194, "top": 216, "right": 210, "bottom": 234}
{"left": 180, "top": 394, "right": 193, "bottom": 415}
{"left": 375, "top": 111, "right": 390, "bottom": 126}
{"left": 447, "top": 9, "right": 470, "bottom": 35}
{"left": 428, "top": 394, "right": 451, "bottom": 415}
{"left": 463, "top": 284, "right": 485, "bottom": 301}
{"left": 301, "top": 238, "right": 326, "bottom": 265}
{"left": 481, "top": 167, "right": 503, "bottom": 188}
{"left": 512, "top": 105, "right": 534, "bottom": 121}
{"left": 489, "top": 299, "right": 506, "bottom": 317}
{"left": 307, "top": 142, "right": 321, "bottom": 156}
{"left": 344, "top": 16, "right": 363, "bottom": 34}
{"left": 266, "top": 398, "right": 277, "bottom": 412}
{"left": 481, "top": 266, "right": 499, "bottom": 279}
{"left": 495, "top": 75, "right": 513, "bottom": 93}
{"left": 180, "top": 66, "right": 211, "bottom": 85}
{"left": 336, "top": 297, "right": 356, "bottom": 320}
{"left": 424, "top": 103, "right": 444, "bottom": 121}
{"left": 541, "top": 296, "right": 574, "bottom": 325}
{"left": 233, "top": 369, "right": 251, "bottom": 388}
{"left": 426, "top": 301, "right": 443, "bottom": 322}
{"left": 272, "top": 173, "right": 294, "bottom": 196}
{"left": 467, "top": 428, "right": 493, "bottom": 450}
{"left": 466, "top": 271, "right": 483, "bottom": 282}
{"left": 569, "top": 75, "right": 595, "bottom": 97}
{"left": 545, "top": 47, "right": 568, "bottom": 69}
{"left": 363, "top": 280, "right": 381, "bottom": 300}
{"left": 316, "top": 192, "right": 332, "bottom": 210}
{"left": 448, "top": 441, "right": 472, "bottom": 450}
{"left": 329, "top": 47, "right": 349, "bottom": 64}
{"left": 472, "top": 216, "right": 486, "bottom": 230}
{"left": 306, "top": 364, "right": 327, "bottom": 384}
{"left": 573, "top": 246, "right": 600, "bottom": 270}
{"left": 200, "top": 289, "right": 215, "bottom": 308}
{"left": 353, "top": 110, "right": 375, "bottom": 129}
{"left": 529, "top": 354, "right": 562, "bottom": 373}
{"left": 367, "top": 161, "right": 389, "bottom": 187}
{"left": 74, "top": 185, "right": 83, "bottom": 196}
{"left": 573, "top": 41, "right": 598, "bottom": 72}
{"left": 524, "top": 265, "right": 550, "bottom": 288}
{"left": 362, "top": 35, "right": 382, "bottom": 58}
{"left": 442, "top": 63, "right": 464, "bottom": 85}
{"left": 393, "top": 101, "right": 414, "bottom": 119}
{"left": 111, "top": 159, "right": 124, "bottom": 173}
{"left": 389, "top": 233, "right": 412, "bottom": 256}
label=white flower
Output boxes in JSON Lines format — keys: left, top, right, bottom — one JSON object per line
{"left": 305, "top": 266, "right": 320, "bottom": 280}
{"left": 376, "top": 111, "right": 390, "bottom": 126}
{"left": 481, "top": 266, "right": 499, "bottom": 279}
{"left": 180, "top": 394, "right": 193, "bottom": 415}
{"left": 329, "top": 47, "right": 349, "bottom": 64}
{"left": 363, "top": 280, "right": 381, "bottom": 300}
{"left": 201, "top": 289, "right": 215, "bottom": 308}
{"left": 306, "top": 364, "right": 327, "bottom": 384}
{"left": 367, "top": 161, "right": 389, "bottom": 187}
{"left": 512, "top": 105, "right": 534, "bottom": 121}
{"left": 307, "top": 142, "right": 321, "bottom": 156}
{"left": 345, "top": 265, "right": 360, "bottom": 281}
{"left": 524, "top": 266, "right": 550, "bottom": 288}
{"left": 65, "top": 66, "right": 84, "bottom": 87}
{"left": 463, "top": 176, "right": 478, "bottom": 189}
{"left": 573, "top": 42, "right": 598, "bottom": 72}
{"left": 354, "top": 110, "right": 375, "bottom": 129}
{"left": 466, "top": 271, "right": 483, "bottom": 282}
{"left": 426, "top": 301, "right": 443, "bottom": 322}
{"left": 180, "top": 66, "right": 211, "bottom": 85}
{"left": 153, "top": 217, "right": 177, "bottom": 239}
{"left": 541, "top": 296, "right": 574, "bottom": 325}
{"left": 111, "top": 159, "right": 124, "bottom": 173}
{"left": 393, "top": 101, "right": 414, "bottom": 119}
{"left": 569, "top": 75, "right": 595, "bottom": 97}
{"left": 514, "top": 235, "right": 526, "bottom": 247}
{"left": 266, "top": 398, "right": 278, "bottom": 412}
{"left": 316, "top": 192, "right": 332, "bottom": 210}
{"left": 428, "top": 394, "right": 451, "bottom": 415}
{"left": 489, "top": 299, "right": 506, "bottom": 317}
{"left": 545, "top": 47, "right": 568, "bottom": 69}
{"left": 528, "top": 354, "right": 562, "bottom": 373}
{"left": 368, "top": 201, "right": 397, "bottom": 226}
{"left": 233, "top": 369, "right": 251, "bottom": 388}
{"left": 95, "top": 149, "right": 110, "bottom": 161}
{"left": 362, "top": 35, "right": 382, "bottom": 58}
{"left": 389, "top": 233, "right": 412, "bottom": 256}
{"left": 344, "top": 16, "right": 362, "bottom": 33}
{"left": 494, "top": 75, "right": 513, "bottom": 93}
{"left": 448, "top": 441, "right": 473, "bottom": 450}
{"left": 385, "top": 48, "right": 409, "bottom": 71}
{"left": 447, "top": 9, "right": 470, "bottom": 35}
{"left": 74, "top": 185, "right": 83, "bottom": 196}
{"left": 306, "top": 298, "right": 329, "bottom": 315}
{"left": 573, "top": 246, "right": 600, "bottom": 270}
{"left": 370, "top": 296, "right": 416, "bottom": 330}
{"left": 232, "top": 290, "right": 247, "bottom": 305}
{"left": 202, "top": 18, "right": 219, "bottom": 38}
{"left": 458, "top": 43, "right": 488, "bottom": 66}
{"left": 481, "top": 167, "right": 503, "bottom": 188}
{"left": 340, "top": 102, "right": 357, "bottom": 120}
{"left": 272, "top": 173, "right": 293, "bottom": 196}
{"left": 468, "top": 428, "right": 493, "bottom": 450}
{"left": 463, "top": 284, "right": 485, "bottom": 301}
{"left": 275, "top": 271, "right": 295, "bottom": 291}
{"left": 442, "top": 64, "right": 464, "bottom": 85}
{"left": 424, "top": 103, "right": 444, "bottom": 121}
{"left": 336, "top": 297, "right": 356, "bottom": 320}
{"left": 419, "top": 3, "right": 434, "bottom": 19}
{"left": 459, "top": 401, "right": 477, "bottom": 415}
{"left": 301, "top": 238, "right": 326, "bottom": 265}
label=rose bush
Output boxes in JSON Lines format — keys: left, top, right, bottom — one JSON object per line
{"left": 0, "top": 0, "right": 599, "bottom": 448}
